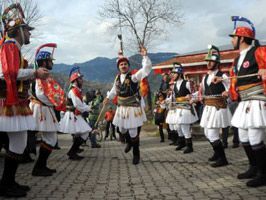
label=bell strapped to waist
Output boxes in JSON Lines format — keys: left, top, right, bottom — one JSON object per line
{"left": 239, "top": 83, "right": 266, "bottom": 101}
{"left": 117, "top": 95, "right": 140, "bottom": 107}
{"left": 204, "top": 97, "right": 227, "bottom": 109}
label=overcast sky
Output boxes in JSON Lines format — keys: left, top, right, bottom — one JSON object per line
{"left": 31, "top": 0, "right": 266, "bottom": 64}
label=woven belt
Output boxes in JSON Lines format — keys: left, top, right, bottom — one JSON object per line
{"left": 239, "top": 84, "right": 266, "bottom": 101}
{"left": 204, "top": 97, "right": 227, "bottom": 109}
{"left": 118, "top": 96, "right": 140, "bottom": 107}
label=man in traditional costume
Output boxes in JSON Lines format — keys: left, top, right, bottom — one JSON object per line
{"left": 59, "top": 69, "right": 92, "bottom": 160}
{"left": 200, "top": 45, "right": 231, "bottom": 167}
{"left": 228, "top": 16, "right": 266, "bottom": 187}
{"left": 0, "top": 3, "right": 49, "bottom": 197}
{"left": 166, "top": 63, "right": 198, "bottom": 153}
{"left": 30, "top": 45, "right": 64, "bottom": 176}
{"left": 104, "top": 47, "right": 152, "bottom": 165}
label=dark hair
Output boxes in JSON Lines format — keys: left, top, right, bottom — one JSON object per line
{"left": 37, "top": 60, "right": 45, "bottom": 67}
{"left": 6, "top": 28, "right": 19, "bottom": 38}
{"left": 243, "top": 37, "right": 253, "bottom": 45}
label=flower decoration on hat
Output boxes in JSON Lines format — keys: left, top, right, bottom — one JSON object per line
{"left": 205, "top": 44, "right": 220, "bottom": 63}
{"left": 229, "top": 16, "right": 255, "bottom": 39}
{"left": 2, "top": 3, "right": 34, "bottom": 31}
{"left": 69, "top": 66, "right": 83, "bottom": 82}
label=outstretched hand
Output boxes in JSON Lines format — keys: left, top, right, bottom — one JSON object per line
{"left": 212, "top": 76, "right": 223, "bottom": 84}
{"left": 140, "top": 46, "right": 147, "bottom": 57}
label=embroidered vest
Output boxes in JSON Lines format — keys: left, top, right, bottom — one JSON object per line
{"left": 115, "top": 72, "right": 139, "bottom": 98}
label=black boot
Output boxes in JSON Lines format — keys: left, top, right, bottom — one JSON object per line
{"left": 0, "top": 153, "right": 28, "bottom": 197}
{"left": 246, "top": 143, "right": 266, "bottom": 187}
{"left": 183, "top": 138, "right": 193, "bottom": 154}
{"left": 222, "top": 127, "right": 229, "bottom": 149}
{"left": 208, "top": 142, "right": 219, "bottom": 162}
{"left": 67, "top": 137, "right": 85, "bottom": 160}
{"left": 159, "top": 125, "right": 164, "bottom": 142}
{"left": 132, "top": 136, "right": 140, "bottom": 165}
{"left": 237, "top": 142, "right": 257, "bottom": 179}
{"left": 124, "top": 132, "right": 132, "bottom": 153}
{"left": 176, "top": 136, "right": 185, "bottom": 151}
{"left": 32, "top": 145, "right": 54, "bottom": 176}
{"left": 169, "top": 131, "right": 178, "bottom": 145}
{"left": 211, "top": 140, "right": 228, "bottom": 168}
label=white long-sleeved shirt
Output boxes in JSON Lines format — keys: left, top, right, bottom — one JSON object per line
{"left": 107, "top": 56, "right": 152, "bottom": 100}
{"left": 236, "top": 45, "right": 252, "bottom": 71}
{"left": 68, "top": 86, "right": 90, "bottom": 113}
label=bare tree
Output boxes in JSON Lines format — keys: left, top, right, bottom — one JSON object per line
{"left": 100, "top": 0, "right": 183, "bottom": 116}
{"left": 99, "top": 0, "right": 183, "bottom": 51}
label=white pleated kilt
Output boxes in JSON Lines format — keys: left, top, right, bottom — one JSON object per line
{"left": 0, "top": 115, "right": 35, "bottom": 132}
{"left": 165, "top": 109, "right": 178, "bottom": 125}
{"left": 200, "top": 105, "right": 232, "bottom": 128}
{"left": 112, "top": 106, "right": 147, "bottom": 129}
{"left": 59, "top": 111, "right": 92, "bottom": 134}
{"left": 29, "top": 102, "right": 59, "bottom": 132}
{"left": 175, "top": 107, "right": 198, "bottom": 124}
{"left": 231, "top": 100, "right": 266, "bottom": 129}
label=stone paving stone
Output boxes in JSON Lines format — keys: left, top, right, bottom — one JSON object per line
{"left": 0, "top": 135, "right": 266, "bottom": 199}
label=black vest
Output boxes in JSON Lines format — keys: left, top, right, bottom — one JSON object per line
{"left": 234, "top": 47, "right": 261, "bottom": 87}
{"left": 115, "top": 72, "right": 139, "bottom": 98}
{"left": 174, "top": 80, "right": 190, "bottom": 97}
{"left": 204, "top": 71, "right": 225, "bottom": 95}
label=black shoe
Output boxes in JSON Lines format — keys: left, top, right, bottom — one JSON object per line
{"left": 246, "top": 173, "right": 266, "bottom": 187}
{"left": 32, "top": 168, "right": 53, "bottom": 176}
{"left": 0, "top": 184, "right": 27, "bottom": 197}
{"left": 45, "top": 166, "right": 57, "bottom": 173}
{"left": 208, "top": 153, "right": 219, "bottom": 162}
{"left": 210, "top": 158, "right": 228, "bottom": 168}
{"left": 91, "top": 144, "right": 101, "bottom": 148}
{"left": 160, "top": 139, "right": 165, "bottom": 143}
{"left": 237, "top": 166, "right": 257, "bottom": 179}
{"left": 124, "top": 143, "right": 132, "bottom": 153}
{"left": 14, "top": 182, "right": 30, "bottom": 192}
{"left": 132, "top": 155, "right": 140, "bottom": 165}
{"left": 175, "top": 143, "right": 185, "bottom": 151}
{"left": 169, "top": 141, "right": 177, "bottom": 145}
{"left": 20, "top": 155, "right": 34, "bottom": 164}
{"left": 183, "top": 146, "right": 193, "bottom": 154}
{"left": 54, "top": 145, "right": 61, "bottom": 150}
{"left": 68, "top": 154, "right": 84, "bottom": 160}
{"left": 77, "top": 148, "right": 84, "bottom": 153}
{"left": 232, "top": 143, "right": 239, "bottom": 148}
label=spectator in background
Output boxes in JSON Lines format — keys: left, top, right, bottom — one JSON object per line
{"left": 104, "top": 106, "right": 116, "bottom": 140}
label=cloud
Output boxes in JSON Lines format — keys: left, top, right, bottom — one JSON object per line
{"left": 24, "top": 0, "right": 266, "bottom": 64}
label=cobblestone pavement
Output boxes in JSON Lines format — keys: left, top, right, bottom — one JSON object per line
{"left": 0, "top": 133, "right": 266, "bottom": 200}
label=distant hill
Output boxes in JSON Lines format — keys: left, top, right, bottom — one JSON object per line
{"left": 53, "top": 52, "right": 177, "bottom": 88}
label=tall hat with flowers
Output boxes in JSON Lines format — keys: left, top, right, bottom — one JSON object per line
{"left": 205, "top": 44, "right": 220, "bottom": 63}
{"left": 1, "top": 3, "right": 34, "bottom": 32}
